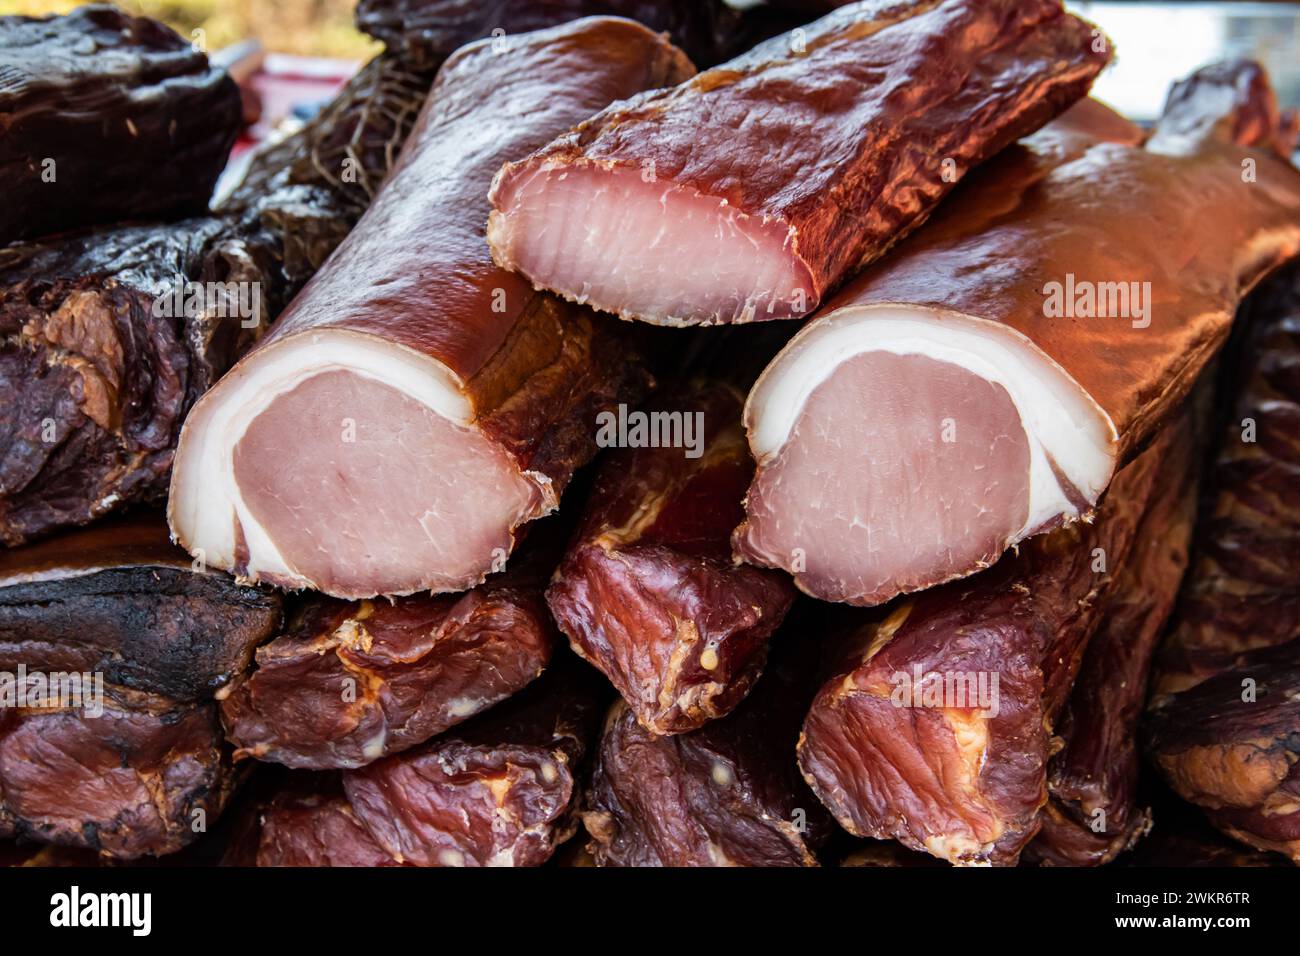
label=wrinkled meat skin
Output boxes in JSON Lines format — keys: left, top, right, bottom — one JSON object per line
{"left": 169, "top": 19, "right": 689, "bottom": 598}
{"left": 0, "top": 514, "right": 281, "bottom": 703}
{"left": 735, "top": 62, "right": 1300, "bottom": 607}
{"left": 0, "top": 686, "right": 231, "bottom": 860}
{"left": 547, "top": 383, "right": 795, "bottom": 734}
{"left": 1146, "top": 265, "right": 1300, "bottom": 861}
{"left": 1146, "top": 643, "right": 1300, "bottom": 861}
{"left": 1026, "top": 420, "right": 1200, "bottom": 866}
{"left": 222, "top": 542, "right": 558, "bottom": 768}
{"left": 0, "top": 6, "right": 241, "bottom": 242}
{"left": 355, "top": 0, "right": 764, "bottom": 70}
{"left": 254, "top": 655, "right": 606, "bottom": 867}
{"left": 798, "top": 422, "right": 1187, "bottom": 866}
{"left": 0, "top": 220, "right": 281, "bottom": 546}
{"left": 488, "top": 0, "right": 1109, "bottom": 325}
{"left": 583, "top": 638, "right": 833, "bottom": 866}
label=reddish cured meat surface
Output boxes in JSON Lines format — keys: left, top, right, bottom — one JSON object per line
{"left": 0, "top": 687, "right": 231, "bottom": 860}
{"left": 254, "top": 655, "right": 607, "bottom": 867}
{"left": 221, "top": 530, "right": 560, "bottom": 769}
{"left": 546, "top": 382, "right": 795, "bottom": 734}
{"left": 736, "top": 63, "right": 1300, "bottom": 607}
{"left": 583, "top": 633, "right": 833, "bottom": 867}
{"left": 488, "top": 0, "right": 1109, "bottom": 326}
{"left": 797, "top": 420, "right": 1191, "bottom": 866}
{"left": 1026, "top": 422, "right": 1200, "bottom": 866}
{"left": 168, "top": 18, "right": 691, "bottom": 599}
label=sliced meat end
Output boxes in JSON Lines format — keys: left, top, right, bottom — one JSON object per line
{"left": 736, "top": 304, "right": 1116, "bottom": 606}
{"left": 169, "top": 330, "right": 548, "bottom": 599}
{"left": 488, "top": 162, "right": 810, "bottom": 327}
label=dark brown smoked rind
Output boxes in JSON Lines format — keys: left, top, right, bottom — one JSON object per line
{"left": 797, "top": 420, "right": 1192, "bottom": 866}
{"left": 488, "top": 0, "right": 1110, "bottom": 325}
{"left": 355, "top": 0, "right": 751, "bottom": 71}
{"left": 0, "top": 5, "right": 241, "bottom": 242}
{"left": 0, "top": 514, "right": 281, "bottom": 702}
{"left": 547, "top": 382, "right": 795, "bottom": 735}
{"left": 254, "top": 655, "right": 607, "bottom": 867}
{"left": 583, "top": 631, "right": 833, "bottom": 866}
{"left": 1145, "top": 263, "right": 1300, "bottom": 862}
{"left": 221, "top": 530, "right": 559, "bottom": 769}
{"left": 0, "top": 219, "right": 281, "bottom": 547}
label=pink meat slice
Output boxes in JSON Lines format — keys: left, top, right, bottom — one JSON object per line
{"left": 230, "top": 370, "right": 538, "bottom": 598}
{"left": 738, "top": 352, "right": 1031, "bottom": 605}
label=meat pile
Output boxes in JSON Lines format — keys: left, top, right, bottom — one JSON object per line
{"left": 2, "top": 0, "right": 1298, "bottom": 869}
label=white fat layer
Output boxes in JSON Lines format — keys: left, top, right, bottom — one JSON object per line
{"left": 169, "top": 329, "right": 472, "bottom": 583}
{"left": 745, "top": 304, "right": 1118, "bottom": 536}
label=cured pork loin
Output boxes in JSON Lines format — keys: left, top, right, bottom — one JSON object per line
{"left": 583, "top": 629, "right": 833, "bottom": 866}
{"left": 798, "top": 416, "right": 1196, "bottom": 866}
{"left": 1145, "top": 262, "right": 1300, "bottom": 862}
{"left": 254, "top": 655, "right": 606, "bottom": 867}
{"left": 547, "top": 382, "right": 795, "bottom": 735}
{"left": 222, "top": 522, "right": 564, "bottom": 769}
{"left": 168, "top": 18, "right": 693, "bottom": 600}
{"left": 0, "top": 6, "right": 241, "bottom": 243}
{"left": 0, "top": 515, "right": 281, "bottom": 859}
{"left": 355, "top": 0, "right": 767, "bottom": 71}
{"left": 736, "top": 64, "right": 1300, "bottom": 607}
{"left": 487, "top": 0, "right": 1110, "bottom": 327}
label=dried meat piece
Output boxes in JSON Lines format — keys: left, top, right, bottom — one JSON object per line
{"left": 0, "top": 685, "right": 231, "bottom": 860}
{"left": 488, "top": 0, "right": 1109, "bottom": 327}
{"left": 583, "top": 632, "right": 832, "bottom": 866}
{"left": 798, "top": 416, "right": 1195, "bottom": 866}
{"left": 735, "top": 63, "right": 1300, "bottom": 606}
{"left": 1145, "top": 262, "right": 1300, "bottom": 862}
{"left": 169, "top": 18, "right": 691, "bottom": 599}
{"left": 0, "top": 513, "right": 281, "bottom": 702}
{"left": 221, "top": 525, "right": 562, "bottom": 769}
{"left": 1026, "top": 430, "right": 1200, "bottom": 866}
{"left": 0, "top": 5, "right": 241, "bottom": 242}
{"left": 355, "top": 0, "right": 752, "bottom": 71}
{"left": 254, "top": 655, "right": 607, "bottom": 867}
{"left": 547, "top": 382, "right": 795, "bottom": 734}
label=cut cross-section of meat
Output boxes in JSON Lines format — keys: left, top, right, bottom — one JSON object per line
{"left": 488, "top": 0, "right": 1109, "bottom": 326}
{"left": 736, "top": 64, "right": 1300, "bottom": 606}
{"left": 169, "top": 17, "right": 692, "bottom": 599}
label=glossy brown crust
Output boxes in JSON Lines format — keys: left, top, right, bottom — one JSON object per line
{"left": 221, "top": 566, "right": 555, "bottom": 770}
{"left": 547, "top": 382, "right": 795, "bottom": 734}
{"left": 0, "top": 686, "right": 231, "bottom": 860}
{"left": 254, "top": 655, "right": 607, "bottom": 867}
{"left": 355, "top": 0, "right": 757, "bottom": 70}
{"left": 797, "top": 423, "right": 1187, "bottom": 865}
{"left": 0, "top": 5, "right": 241, "bottom": 243}
{"left": 822, "top": 62, "right": 1300, "bottom": 468}
{"left": 489, "top": 0, "right": 1109, "bottom": 324}
{"left": 259, "top": 18, "right": 691, "bottom": 456}
{"left": 583, "top": 639, "right": 833, "bottom": 866}
{"left": 0, "top": 514, "right": 281, "bottom": 703}
{"left": 1027, "top": 434, "right": 1200, "bottom": 866}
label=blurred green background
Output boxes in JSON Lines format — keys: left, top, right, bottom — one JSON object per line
{"left": 0, "top": 0, "right": 380, "bottom": 58}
